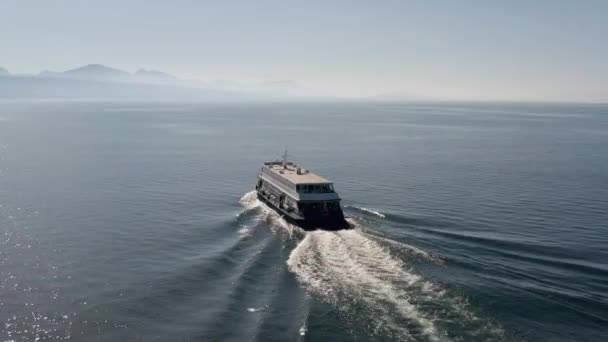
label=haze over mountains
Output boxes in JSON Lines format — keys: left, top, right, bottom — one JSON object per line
{"left": 35, "top": 64, "right": 179, "bottom": 84}
{"left": 0, "top": 64, "right": 317, "bottom": 101}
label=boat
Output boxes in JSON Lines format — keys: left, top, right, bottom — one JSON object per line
{"left": 255, "top": 152, "right": 351, "bottom": 231}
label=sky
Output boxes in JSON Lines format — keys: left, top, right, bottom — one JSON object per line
{"left": 1, "top": 0, "right": 607, "bottom": 102}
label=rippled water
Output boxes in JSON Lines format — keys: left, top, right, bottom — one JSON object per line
{"left": 0, "top": 101, "right": 607, "bottom": 341}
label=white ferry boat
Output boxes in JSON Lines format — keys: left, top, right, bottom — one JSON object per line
{"left": 255, "top": 153, "right": 350, "bottom": 230}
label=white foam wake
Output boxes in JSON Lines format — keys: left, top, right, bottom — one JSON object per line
{"left": 286, "top": 228, "right": 507, "bottom": 340}
{"left": 346, "top": 219, "right": 445, "bottom": 266}
{"left": 366, "top": 233, "right": 445, "bottom": 266}
{"left": 239, "top": 190, "right": 261, "bottom": 211}
{"left": 237, "top": 226, "right": 252, "bottom": 239}
{"left": 235, "top": 191, "right": 264, "bottom": 239}
{"left": 246, "top": 304, "right": 269, "bottom": 313}
{"left": 299, "top": 321, "right": 307, "bottom": 336}
{"left": 238, "top": 190, "right": 301, "bottom": 239}
{"left": 287, "top": 229, "right": 444, "bottom": 341}
{"left": 356, "top": 206, "right": 386, "bottom": 218}
{"left": 238, "top": 192, "right": 503, "bottom": 340}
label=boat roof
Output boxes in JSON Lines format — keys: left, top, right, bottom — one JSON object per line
{"left": 264, "top": 162, "right": 331, "bottom": 185}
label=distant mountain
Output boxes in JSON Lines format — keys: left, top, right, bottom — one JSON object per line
{"left": 133, "top": 69, "right": 178, "bottom": 84}
{"left": 0, "top": 74, "right": 257, "bottom": 101}
{"left": 35, "top": 64, "right": 183, "bottom": 85}
{"left": 0, "top": 64, "right": 322, "bottom": 101}
{"left": 62, "top": 64, "right": 131, "bottom": 81}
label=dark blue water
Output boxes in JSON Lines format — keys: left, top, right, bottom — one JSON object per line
{"left": 1, "top": 101, "right": 607, "bottom": 341}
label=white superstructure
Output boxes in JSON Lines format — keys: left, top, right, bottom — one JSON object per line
{"left": 255, "top": 152, "right": 350, "bottom": 230}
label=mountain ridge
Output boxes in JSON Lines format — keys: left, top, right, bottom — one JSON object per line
{"left": 0, "top": 64, "right": 349, "bottom": 101}
{"left": 62, "top": 64, "right": 131, "bottom": 80}
{"left": 0, "top": 64, "right": 326, "bottom": 101}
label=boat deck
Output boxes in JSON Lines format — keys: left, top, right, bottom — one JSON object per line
{"left": 265, "top": 162, "right": 330, "bottom": 185}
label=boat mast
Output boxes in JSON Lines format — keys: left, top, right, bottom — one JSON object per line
{"left": 282, "top": 149, "right": 288, "bottom": 168}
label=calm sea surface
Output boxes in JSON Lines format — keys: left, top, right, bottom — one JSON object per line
{"left": 0, "top": 101, "right": 607, "bottom": 341}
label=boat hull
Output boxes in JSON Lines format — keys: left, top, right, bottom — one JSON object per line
{"left": 257, "top": 192, "right": 350, "bottom": 231}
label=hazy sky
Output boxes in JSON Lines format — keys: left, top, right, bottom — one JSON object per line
{"left": 2, "top": 0, "right": 607, "bottom": 101}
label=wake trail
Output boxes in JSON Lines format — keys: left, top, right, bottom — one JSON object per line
{"left": 347, "top": 205, "right": 387, "bottom": 218}
{"left": 288, "top": 230, "right": 443, "bottom": 341}
{"left": 239, "top": 190, "right": 303, "bottom": 240}
{"left": 239, "top": 191, "right": 507, "bottom": 340}
{"left": 239, "top": 190, "right": 261, "bottom": 211}
{"left": 235, "top": 191, "right": 265, "bottom": 239}
{"left": 287, "top": 229, "right": 507, "bottom": 341}
{"left": 350, "top": 220, "right": 445, "bottom": 266}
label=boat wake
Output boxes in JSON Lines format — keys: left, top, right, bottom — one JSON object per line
{"left": 352, "top": 221, "right": 445, "bottom": 266}
{"left": 347, "top": 205, "right": 387, "bottom": 218}
{"left": 287, "top": 229, "right": 508, "bottom": 341}
{"left": 239, "top": 191, "right": 508, "bottom": 341}
{"left": 239, "top": 190, "right": 261, "bottom": 211}
{"left": 287, "top": 229, "right": 442, "bottom": 341}
{"left": 239, "top": 191, "right": 302, "bottom": 239}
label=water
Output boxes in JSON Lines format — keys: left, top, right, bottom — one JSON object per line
{"left": 0, "top": 101, "right": 607, "bottom": 341}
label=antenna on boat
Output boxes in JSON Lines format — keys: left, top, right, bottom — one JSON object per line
{"left": 282, "top": 148, "right": 288, "bottom": 168}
